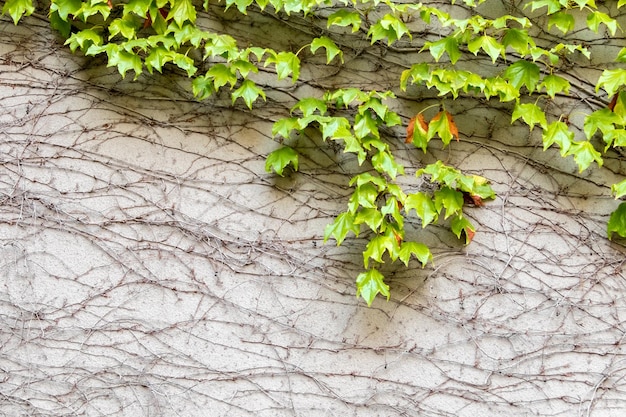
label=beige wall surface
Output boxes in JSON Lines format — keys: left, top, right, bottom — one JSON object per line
{"left": 1, "top": 5, "right": 626, "bottom": 417}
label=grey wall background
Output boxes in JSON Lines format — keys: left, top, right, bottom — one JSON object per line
{"left": 1, "top": 3, "right": 626, "bottom": 416}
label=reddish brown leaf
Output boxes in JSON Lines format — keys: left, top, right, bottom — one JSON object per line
{"left": 107, "top": 0, "right": 113, "bottom": 8}
{"left": 609, "top": 94, "right": 618, "bottom": 112}
{"left": 464, "top": 228, "right": 475, "bottom": 244}
{"left": 445, "top": 111, "right": 459, "bottom": 141}
{"left": 417, "top": 113, "right": 428, "bottom": 131}
{"left": 406, "top": 116, "right": 416, "bottom": 143}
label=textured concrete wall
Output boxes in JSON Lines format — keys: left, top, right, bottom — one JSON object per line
{"left": 1, "top": 5, "right": 626, "bottom": 417}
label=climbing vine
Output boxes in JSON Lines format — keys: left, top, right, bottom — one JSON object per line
{"left": 3, "top": 0, "right": 626, "bottom": 305}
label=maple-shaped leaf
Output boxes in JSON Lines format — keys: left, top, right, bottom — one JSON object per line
{"left": 50, "top": 0, "right": 82, "bottom": 21}
{"left": 124, "top": 0, "right": 151, "bottom": 17}
{"left": 271, "top": 117, "right": 299, "bottom": 138}
{"left": 381, "top": 197, "right": 404, "bottom": 229}
{"left": 324, "top": 212, "right": 360, "bottom": 245}
{"left": 428, "top": 110, "right": 458, "bottom": 146}
{"left": 398, "top": 241, "right": 432, "bottom": 267}
{"left": 265, "top": 146, "right": 298, "bottom": 176}
{"left": 354, "top": 208, "right": 384, "bottom": 232}
{"left": 611, "top": 179, "right": 626, "bottom": 199}
{"left": 2, "top": 0, "right": 34, "bottom": 24}
{"left": 504, "top": 61, "right": 540, "bottom": 93}
{"left": 372, "top": 150, "right": 404, "bottom": 179}
{"left": 363, "top": 234, "right": 399, "bottom": 268}
{"left": 348, "top": 183, "right": 379, "bottom": 213}
{"left": 355, "top": 269, "right": 390, "bottom": 306}
{"left": 502, "top": 28, "right": 535, "bottom": 55}
{"left": 468, "top": 35, "right": 505, "bottom": 63}
{"left": 265, "top": 51, "right": 300, "bottom": 82}
{"left": 231, "top": 80, "right": 266, "bottom": 109}
{"left": 584, "top": 108, "right": 622, "bottom": 139}
{"left": 206, "top": 63, "right": 237, "bottom": 89}
{"left": 167, "top": 0, "right": 196, "bottom": 26}
{"left": 539, "top": 74, "right": 570, "bottom": 99}
{"left": 527, "top": 0, "right": 563, "bottom": 14}
{"left": 310, "top": 36, "right": 344, "bottom": 64}
{"left": 354, "top": 111, "right": 379, "bottom": 139}
{"left": 596, "top": 69, "right": 626, "bottom": 97}
{"left": 406, "top": 113, "right": 430, "bottom": 151}
{"left": 320, "top": 117, "right": 351, "bottom": 140}
{"left": 327, "top": 9, "right": 361, "bottom": 32}
{"left": 548, "top": 11, "right": 575, "bottom": 34}
{"left": 587, "top": 11, "right": 618, "bottom": 36}
{"left": 604, "top": 129, "right": 626, "bottom": 150}
{"left": 405, "top": 192, "right": 438, "bottom": 227}
{"left": 434, "top": 187, "right": 464, "bottom": 219}
{"left": 450, "top": 215, "right": 476, "bottom": 244}
{"left": 65, "top": 29, "right": 102, "bottom": 53}
{"left": 50, "top": 11, "right": 71, "bottom": 37}
{"left": 425, "top": 37, "right": 462, "bottom": 64}
{"left": 511, "top": 102, "right": 547, "bottom": 130}
{"left": 565, "top": 141, "right": 603, "bottom": 172}
{"left": 607, "top": 202, "right": 626, "bottom": 240}
{"left": 291, "top": 97, "right": 327, "bottom": 117}
{"left": 368, "top": 14, "right": 411, "bottom": 45}
{"left": 542, "top": 120, "right": 574, "bottom": 156}
{"left": 191, "top": 75, "right": 214, "bottom": 100}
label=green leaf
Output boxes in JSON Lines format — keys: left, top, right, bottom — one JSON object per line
{"left": 324, "top": 212, "right": 360, "bottom": 245}
{"left": 604, "top": 129, "right": 626, "bottom": 149}
{"left": 468, "top": 36, "right": 505, "bottom": 63}
{"left": 50, "top": 0, "right": 82, "bottom": 21}
{"left": 310, "top": 36, "right": 344, "bottom": 64}
{"left": 502, "top": 28, "right": 535, "bottom": 55}
{"left": 399, "top": 241, "right": 432, "bottom": 267}
{"left": 504, "top": 61, "right": 540, "bottom": 93}
{"left": 597, "top": 69, "right": 626, "bottom": 97}
{"left": 372, "top": 151, "right": 403, "bottom": 179}
{"left": 265, "top": 146, "right": 298, "bottom": 176}
{"left": 231, "top": 79, "right": 266, "bottom": 109}
{"left": 548, "top": 11, "right": 575, "bottom": 34}
{"left": 355, "top": 269, "right": 390, "bottom": 306}
{"left": 109, "top": 17, "right": 137, "bottom": 40}
{"left": 2, "top": 0, "right": 34, "bottom": 24}
{"left": 450, "top": 215, "right": 476, "bottom": 244}
{"left": 539, "top": 74, "right": 570, "bottom": 98}
{"left": 363, "top": 234, "right": 399, "bottom": 268}
{"left": 587, "top": 11, "right": 618, "bottom": 36}
{"left": 265, "top": 51, "right": 300, "bottom": 82}
{"left": 511, "top": 102, "right": 547, "bottom": 130}
{"left": 368, "top": 14, "right": 410, "bottom": 45}
{"left": 434, "top": 187, "right": 464, "bottom": 219}
{"left": 348, "top": 183, "right": 379, "bottom": 212}
{"left": 272, "top": 117, "right": 299, "bottom": 138}
{"left": 584, "top": 108, "right": 622, "bottom": 139}
{"left": 565, "top": 141, "right": 603, "bottom": 172}
{"left": 354, "top": 208, "right": 384, "bottom": 232}
{"left": 167, "top": 0, "right": 196, "bottom": 26}
{"left": 206, "top": 64, "right": 237, "bottom": 89}
{"left": 291, "top": 97, "right": 327, "bottom": 117}
{"left": 192, "top": 75, "right": 214, "bottom": 100}
{"left": 620, "top": 0, "right": 626, "bottom": 7}
{"left": 405, "top": 192, "right": 438, "bottom": 227}
{"left": 527, "top": 0, "right": 563, "bottom": 14}
{"left": 65, "top": 29, "right": 102, "bottom": 53}
{"left": 354, "top": 111, "right": 379, "bottom": 139}
{"left": 542, "top": 121, "right": 574, "bottom": 156}
{"left": 225, "top": 0, "right": 253, "bottom": 14}
{"left": 107, "top": 47, "right": 143, "bottom": 79}
{"left": 607, "top": 202, "right": 626, "bottom": 239}
{"left": 425, "top": 37, "right": 462, "bottom": 64}
{"left": 124, "top": 0, "right": 151, "bottom": 18}
{"left": 327, "top": 9, "right": 361, "bottom": 32}
{"left": 50, "top": 10, "right": 71, "bottom": 37}
{"left": 611, "top": 179, "right": 626, "bottom": 199}
{"left": 427, "top": 111, "right": 455, "bottom": 146}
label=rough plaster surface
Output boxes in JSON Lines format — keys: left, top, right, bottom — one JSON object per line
{"left": 1, "top": 5, "right": 626, "bottom": 417}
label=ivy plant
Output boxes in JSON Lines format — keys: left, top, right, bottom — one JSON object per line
{"left": 4, "top": 0, "right": 626, "bottom": 305}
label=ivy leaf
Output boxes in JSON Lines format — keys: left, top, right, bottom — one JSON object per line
{"left": 310, "top": 36, "right": 343, "bottom": 64}
{"left": 434, "top": 186, "right": 464, "bottom": 219}
{"left": 596, "top": 69, "right": 626, "bottom": 97}
{"left": 167, "top": 0, "right": 196, "bottom": 26}
{"left": 109, "top": 17, "right": 138, "bottom": 40}
{"left": 324, "top": 212, "right": 360, "bottom": 245}
{"left": 354, "top": 111, "right": 379, "bottom": 139}
{"left": 191, "top": 75, "right": 214, "bottom": 100}
{"left": 425, "top": 37, "right": 462, "bottom": 64}
{"left": 542, "top": 120, "right": 574, "bottom": 156}
{"left": 587, "top": 11, "right": 618, "bottom": 36}
{"left": 405, "top": 192, "right": 438, "bottom": 227}
{"left": 265, "top": 146, "right": 298, "bottom": 176}
{"left": 348, "top": 183, "right": 379, "bottom": 212}
{"left": 50, "top": 11, "right": 71, "bottom": 37}
{"left": 527, "top": 0, "right": 563, "bottom": 14}
{"left": 468, "top": 35, "right": 505, "bottom": 63}
{"left": 225, "top": 0, "right": 253, "bottom": 14}
{"left": 428, "top": 110, "right": 458, "bottom": 145}
{"left": 548, "top": 11, "right": 575, "bottom": 34}
{"left": 565, "top": 141, "right": 603, "bottom": 172}
{"left": 539, "top": 74, "right": 570, "bottom": 98}
{"left": 502, "top": 28, "right": 534, "bottom": 55}
{"left": 616, "top": 47, "right": 626, "bottom": 63}
{"left": 372, "top": 151, "right": 403, "bottom": 179}
{"left": 607, "top": 202, "right": 626, "bottom": 239}
{"left": 511, "top": 102, "right": 547, "bottom": 130}
{"left": 504, "top": 61, "right": 540, "bottom": 93}
{"left": 107, "top": 47, "right": 143, "bottom": 79}
{"left": 450, "top": 215, "right": 476, "bottom": 244}
{"left": 231, "top": 79, "right": 266, "bottom": 109}
{"left": 354, "top": 208, "right": 384, "bottom": 232}
{"left": 406, "top": 113, "right": 429, "bottom": 152}
{"left": 50, "top": 0, "right": 82, "bottom": 21}
{"left": 206, "top": 63, "right": 237, "bottom": 89}
{"left": 291, "top": 97, "right": 327, "bottom": 117}
{"left": 265, "top": 51, "right": 300, "bottom": 82}
{"left": 65, "top": 29, "right": 102, "bottom": 53}
{"left": 320, "top": 116, "right": 351, "bottom": 140}
{"left": 355, "top": 269, "right": 390, "bottom": 306}
{"left": 604, "top": 129, "right": 626, "bottom": 150}
{"left": 363, "top": 234, "right": 399, "bottom": 268}
{"left": 398, "top": 242, "right": 432, "bottom": 267}
{"left": 271, "top": 117, "right": 299, "bottom": 138}
{"left": 2, "top": 0, "right": 34, "bottom": 24}
{"left": 611, "top": 179, "right": 626, "bottom": 199}
{"left": 368, "top": 14, "right": 410, "bottom": 45}
{"left": 124, "top": 0, "right": 151, "bottom": 18}
{"left": 584, "top": 108, "right": 622, "bottom": 139}
{"left": 327, "top": 9, "right": 361, "bottom": 32}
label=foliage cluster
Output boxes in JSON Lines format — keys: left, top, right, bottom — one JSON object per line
{"left": 4, "top": 0, "right": 626, "bottom": 305}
